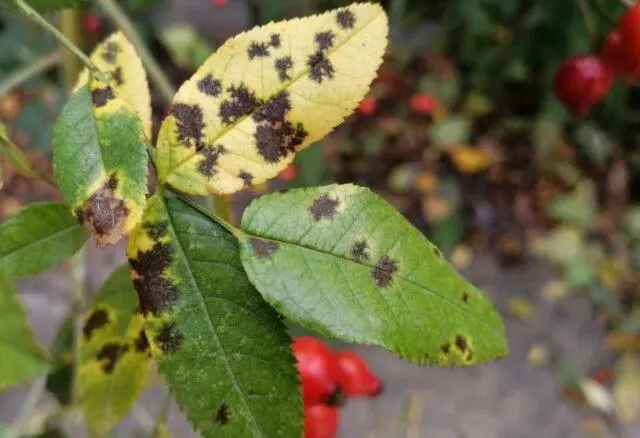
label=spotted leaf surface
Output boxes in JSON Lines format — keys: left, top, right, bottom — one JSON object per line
{"left": 76, "top": 32, "right": 152, "bottom": 137}
{"left": 157, "top": 3, "right": 387, "bottom": 195}
{"left": 78, "top": 266, "right": 152, "bottom": 436}
{"left": 0, "top": 269, "right": 50, "bottom": 391}
{"left": 127, "top": 194, "right": 301, "bottom": 437}
{"left": 0, "top": 202, "right": 87, "bottom": 279}
{"left": 53, "top": 82, "right": 149, "bottom": 246}
{"left": 240, "top": 184, "right": 508, "bottom": 366}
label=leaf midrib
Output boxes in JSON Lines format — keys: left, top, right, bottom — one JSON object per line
{"left": 160, "top": 6, "right": 384, "bottom": 183}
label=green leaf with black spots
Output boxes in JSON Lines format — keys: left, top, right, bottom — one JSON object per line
{"left": 0, "top": 202, "right": 87, "bottom": 279}
{"left": 53, "top": 80, "right": 149, "bottom": 246}
{"left": 0, "top": 269, "right": 51, "bottom": 390}
{"left": 78, "top": 265, "right": 152, "bottom": 436}
{"left": 127, "top": 194, "right": 301, "bottom": 437}
{"left": 0, "top": 0, "right": 83, "bottom": 13}
{"left": 239, "top": 184, "right": 509, "bottom": 366}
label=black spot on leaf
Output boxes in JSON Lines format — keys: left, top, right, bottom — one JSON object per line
{"left": 83, "top": 309, "right": 109, "bottom": 340}
{"left": 315, "top": 31, "right": 335, "bottom": 51}
{"left": 134, "top": 330, "right": 150, "bottom": 353}
{"left": 350, "top": 240, "right": 369, "bottom": 261}
{"left": 440, "top": 344, "right": 450, "bottom": 355}
{"left": 432, "top": 245, "right": 443, "bottom": 258}
{"left": 111, "top": 67, "right": 124, "bottom": 86}
{"left": 155, "top": 322, "right": 184, "bottom": 353}
{"left": 97, "top": 343, "right": 129, "bottom": 374}
{"left": 143, "top": 221, "right": 168, "bottom": 240}
{"left": 214, "top": 403, "right": 230, "bottom": 425}
{"left": 248, "top": 42, "right": 270, "bottom": 59}
{"left": 75, "top": 175, "right": 129, "bottom": 246}
{"left": 274, "top": 56, "right": 293, "bottom": 82}
{"left": 307, "top": 51, "right": 335, "bottom": 83}
{"left": 269, "top": 33, "right": 281, "bottom": 48}
{"left": 91, "top": 87, "right": 115, "bottom": 107}
{"left": 102, "top": 42, "right": 120, "bottom": 63}
{"left": 197, "top": 144, "right": 226, "bottom": 176}
{"left": 219, "top": 85, "right": 260, "bottom": 124}
{"left": 171, "top": 103, "right": 205, "bottom": 148}
{"left": 197, "top": 74, "right": 222, "bottom": 97}
{"left": 336, "top": 9, "right": 356, "bottom": 29}
{"left": 239, "top": 171, "right": 253, "bottom": 188}
{"left": 371, "top": 255, "right": 399, "bottom": 288}
{"left": 309, "top": 194, "right": 340, "bottom": 220}
{"left": 249, "top": 238, "right": 279, "bottom": 258}
{"left": 455, "top": 335, "right": 468, "bottom": 352}
{"left": 462, "top": 292, "right": 470, "bottom": 303}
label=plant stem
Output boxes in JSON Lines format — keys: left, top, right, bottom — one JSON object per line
{"left": 13, "top": 0, "right": 106, "bottom": 82}
{"left": 4, "top": 377, "right": 47, "bottom": 438}
{"left": 586, "top": 0, "right": 617, "bottom": 24}
{"left": 149, "top": 390, "right": 172, "bottom": 437}
{"left": 577, "top": 0, "right": 597, "bottom": 49}
{"left": 69, "top": 245, "right": 87, "bottom": 406}
{"left": 0, "top": 51, "right": 62, "bottom": 97}
{"left": 95, "top": 0, "right": 176, "bottom": 103}
{"left": 214, "top": 195, "right": 235, "bottom": 224}
{"left": 59, "top": 9, "right": 83, "bottom": 90}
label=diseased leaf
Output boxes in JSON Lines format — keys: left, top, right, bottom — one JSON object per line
{"left": 239, "top": 184, "right": 508, "bottom": 365}
{"left": 0, "top": 202, "right": 87, "bottom": 279}
{"left": 0, "top": 269, "right": 51, "bottom": 391}
{"left": 78, "top": 265, "right": 152, "bottom": 436}
{"left": 76, "top": 32, "right": 153, "bottom": 138}
{"left": 0, "top": 121, "right": 41, "bottom": 183}
{"left": 157, "top": 3, "right": 388, "bottom": 195}
{"left": 53, "top": 81, "right": 149, "bottom": 246}
{"left": 127, "top": 194, "right": 301, "bottom": 437}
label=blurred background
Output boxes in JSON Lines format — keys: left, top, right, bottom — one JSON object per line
{"left": 2, "top": 0, "right": 640, "bottom": 437}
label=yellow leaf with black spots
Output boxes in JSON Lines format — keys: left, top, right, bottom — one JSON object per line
{"left": 78, "top": 265, "right": 152, "bottom": 437}
{"left": 157, "top": 2, "right": 388, "bottom": 195}
{"left": 53, "top": 79, "right": 149, "bottom": 246}
{"left": 76, "top": 32, "right": 152, "bottom": 137}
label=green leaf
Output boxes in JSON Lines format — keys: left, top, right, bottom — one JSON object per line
{"left": 78, "top": 265, "right": 152, "bottom": 436}
{"left": 0, "top": 0, "right": 84, "bottom": 13}
{"left": 0, "top": 269, "right": 50, "bottom": 390}
{"left": 239, "top": 184, "right": 508, "bottom": 365}
{"left": 0, "top": 202, "right": 87, "bottom": 279}
{"left": 0, "top": 120, "right": 41, "bottom": 183}
{"left": 53, "top": 82, "right": 149, "bottom": 246}
{"left": 127, "top": 194, "right": 301, "bottom": 437}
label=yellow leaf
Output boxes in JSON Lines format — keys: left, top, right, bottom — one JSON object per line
{"left": 448, "top": 146, "right": 494, "bottom": 174}
{"left": 76, "top": 32, "right": 152, "bottom": 138}
{"left": 157, "top": 3, "right": 388, "bottom": 195}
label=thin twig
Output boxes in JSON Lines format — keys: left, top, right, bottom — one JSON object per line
{"left": 577, "top": 0, "right": 598, "bottom": 50}
{"left": 95, "top": 0, "right": 176, "bottom": 103}
{"left": 59, "top": 7, "right": 83, "bottom": 89}
{"left": 586, "top": 0, "right": 617, "bottom": 24}
{"left": 4, "top": 377, "right": 47, "bottom": 438}
{"left": 0, "top": 50, "right": 62, "bottom": 97}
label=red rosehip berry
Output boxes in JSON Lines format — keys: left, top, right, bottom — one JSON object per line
{"left": 602, "top": 30, "right": 640, "bottom": 82}
{"left": 279, "top": 164, "right": 296, "bottom": 182}
{"left": 83, "top": 13, "right": 102, "bottom": 36}
{"left": 336, "top": 350, "right": 382, "bottom": 397}
{"left": 409, "top": 93, "right": 438, "bottom": 115}
{"left": 211, "top": 0, "right": 228, "bottom": 6}
{"left": 358, "top": 96, "right": 377, "bottom": 115}
{"left": 553, "top": 55, "right": 612, "bottom": 117}
{"left": 304, "top": 404, "right": 339, "bottom": 438}
{"left": 293, "top": 336, "right": 339, "bottom": 406}
{"left": 618, "top": 2, "right": 640, "bottom": 60}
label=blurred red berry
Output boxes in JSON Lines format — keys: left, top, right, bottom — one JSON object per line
{"left": 304, "top": 404, "right": 339, "bottom": 438}
{"left": 211, "top": 0, "right": 228, "bottom": 6}
{"left": 602, "top": 30, "right": 640, "bottom": 82}
{"left": 553, "top": 55, "right": 612, "bottom": 117}
{"left": 83, "top": 13, "right": 102, "bottom": 36}
{"left": 293, "top": 336, "right": 339, "bottom": 406}
{"left": 409, "top": 93, "right": 438, "bottom": 115}
{"left": 358, "top": 96, "right": 377, "bottom": 115}
{"left": 618, "top": 2, "right": 640, "bottom": 60}
{"left": 336, "top": 350, "right": 382, "bottom": 397}
{"left": 279, "top": 164, "right": 296, "bottom": 182}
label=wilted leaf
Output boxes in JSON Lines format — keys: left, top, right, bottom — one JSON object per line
{"left": 613, "top": 354, "right": 640, "bottom": 422}
{"left": 157, "top": 3, "right": 388, "bottom": 195}
{"left": 78, "top": 266, "right": 152, "bottom": 436}
{"left": 240, "top": 184, "right": 508, "bottom": 365}
{"left": 53, "top": 81, "right": 149, "bottom": 246}
{"left": 127, "top": 194, "right": 301, "bottom": 437}
{"left": 0, "top": 202, "right": 87, "bottom": 278}
{"left": 0, "top": 269, "right": 50, "bottom": 390}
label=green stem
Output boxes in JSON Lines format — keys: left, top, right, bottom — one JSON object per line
{"left": 59, "top": 8, "right": 83, "bottom": 89}
{"left": 12, "top": 0, "right": 107, "bottom": 82}
{"left": 0, "top": 50, "right": 62, "bottom": 97}
{"left": 95, "top": 0, "right": 176, "bottom": 103}
{"left": 4, "top": 377, "right": 47, "bottom": 438}
{"left": 577, "top": 0, "right": 597, "bottom": 49}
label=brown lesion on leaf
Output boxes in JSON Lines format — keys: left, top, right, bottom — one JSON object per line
{"left": 83, "top": 309, "right": 109, "bottom": 340}
{"left": 462, "top": 291, "right": 470, "bottom": 303}
{"left": 238, "top": 171, "right": 253, "bottom": 188}
{"left": 350, "top": 240, "right": 369, "bottom": 261}
{"left": 129, "top": 240, "right": 180, "bottom": 316}
{"left": 171, "top": 103, "right": 205, "bottom": 148}
{"left": 274, "top": 56, "right": 293, "bottom": 82}
{"left": 91, "top": 86, "right": 115, "bottom": 108}
{"left": 249, "top": 237, "right": 279, "bottom": 258}
{"left": 111, "top": 67, "right": 124, "bottom": 86}
{"left": 371, "top": 255, "right": 399, "bottom": 288}
{"left": 440, "top": 343, "right": 451, "bottom": 355}
{"left": 455, "top": 334, "right": 469, "bottom": 353}
{"left": 336, "top": 9, "right": 356, "bottom": 29}
{"left": 75, "top": 175, "right": 129, "bottom": 246}
{"left": 248, "top": 42, "right": 270, "bottom": 59}
{"left": 143, "top": 220, "right": 168, "bottom": 240}
{"left": 97, "top": 343, "right": 129, "bottom": 374}
{"left": 219, "top": 84, "right": 260, "bottom": 124}
{"left": 197, "top": 144, "right": 226, "bottom": 177}
{"left": 102, "top": 41, "right": 120, "bottom": 64}
{"left": 307, "top": 51, "right": 335, "bottom": 84}
{"left": 252, "top": 92, "right": 308, "bottom": 163}
{"left": 315, "top": 31, "right": 336, "bottom": 51}
{"left": 309, "top": 194, "right": 340, "bottom": 220}
{"left": 134, "top": 329, "right": 150, "bottom": 353}
{"left": 154, "top": 322, "right": 184, "bottom": 353}
{"left": 214, "top": 402, "right": 230, "bottom": 426}
{"left": 269, "top": 33, "right": 281, "bottom": 48}
{"left": 197, "top": 74, "right": 222, "bottom": 97}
